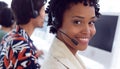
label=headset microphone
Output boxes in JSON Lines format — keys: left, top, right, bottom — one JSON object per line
{"left": 59, "top": 30, "right": 79, "bottom": 46}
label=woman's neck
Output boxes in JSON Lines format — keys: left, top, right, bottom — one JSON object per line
{"left": 19, "top": 22, "right": 34, "bottom": 36}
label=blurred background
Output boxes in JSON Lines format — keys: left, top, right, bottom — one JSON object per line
{"left": 0, "top": 0, "right": 120, "bottom": 69}
{"left": 1, "top": 0, "right": 120, "bottom": 13}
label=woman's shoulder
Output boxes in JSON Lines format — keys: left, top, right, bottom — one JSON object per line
{"left": 41, "top": 55, "right": 66, "bottom": 69}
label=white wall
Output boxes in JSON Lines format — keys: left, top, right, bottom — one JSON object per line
{"left": 110, "top": 14, "right": 120, "bottom": 69}
{"left": 99, "top": 0, "right": 120, "bottom": 13}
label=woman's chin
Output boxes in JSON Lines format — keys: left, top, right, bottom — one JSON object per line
{"left": 77, "top": 45, "right": 88, "bottom": 51}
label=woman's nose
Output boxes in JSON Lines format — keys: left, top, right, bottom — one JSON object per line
{"left": 81, "top": 24, "right": 90, "bottom": 34}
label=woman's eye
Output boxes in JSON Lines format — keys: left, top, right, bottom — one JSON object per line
{"left": 89, "top": 21, "right": 95, "bottom": 25}
{"left": 73, "top": 20, "right": 81, "bottom": 24}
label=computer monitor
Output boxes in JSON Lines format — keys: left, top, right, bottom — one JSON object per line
{"left": 79, "top": 12, "right": 120, "bottom": 69}
{"left": 89, "top": 13, "right": 118, "bottom": 52}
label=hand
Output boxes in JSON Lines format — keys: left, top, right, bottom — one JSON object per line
{"left": 36, "top": 50, "right": 44, "bottom": 57}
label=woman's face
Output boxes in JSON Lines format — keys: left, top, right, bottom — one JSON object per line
{"left": 57, "top": 3, "right": 97, "bottom": 54}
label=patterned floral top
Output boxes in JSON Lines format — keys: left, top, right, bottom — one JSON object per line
{"left": 0, "top": 26, "right": 40, "bottom": 69}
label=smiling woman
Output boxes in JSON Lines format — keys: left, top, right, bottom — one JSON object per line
{"left": 41, "top": 0, "right": 100, "bottom": 69}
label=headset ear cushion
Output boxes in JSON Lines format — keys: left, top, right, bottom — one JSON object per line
{"left": 32, "top": 10, "right": 38, "bottom": 18}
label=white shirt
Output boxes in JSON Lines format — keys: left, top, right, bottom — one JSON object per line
{"left": 41, "top": 37, "right": 86, "bottom": 69}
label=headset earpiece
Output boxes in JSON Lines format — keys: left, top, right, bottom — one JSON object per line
{"left": 30, "top": 0, "right": 39, "bottom": 18}
{"left": 32, "top": 10, "right": 39, "bottom": 18}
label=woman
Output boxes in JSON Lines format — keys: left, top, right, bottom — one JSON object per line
{"left": 0, "top": 7, "right": 15, "bottom": 42}
{"left": 0, "top": 0, "right": 46, "bottom": 68}
{"left": 0, "top": 1, "right": 10, "bottom": 42}
{"left": 41, "top": 0, "right": 100, "bottom": 69}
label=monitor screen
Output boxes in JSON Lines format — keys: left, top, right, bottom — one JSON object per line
{"left": 89, "top": 15, "right": 118, "bottom": 52}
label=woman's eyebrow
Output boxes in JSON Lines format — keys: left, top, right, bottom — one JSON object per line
{"left": 72, "top": 16, "right": 97, "bottom": 20}
{"left": 72, "top": 16, "right": 84, "bottom": 19}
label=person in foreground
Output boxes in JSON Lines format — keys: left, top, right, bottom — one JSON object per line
{"left": 0, "top": 0, "right": 46, "bottom": 68}
{"left": 41, "top": 0, "right": 100, "bottom": 69}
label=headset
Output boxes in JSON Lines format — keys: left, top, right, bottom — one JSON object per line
{"left": 59, "top": 30, "right": 79, "bottom": 46}
{"left": 30, "top": 0, "right": 39, "bottom": 18}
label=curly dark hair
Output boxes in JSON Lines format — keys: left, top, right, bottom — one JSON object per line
{"left": 46, "top": 0, "right": 101, "bottom": 34}
{"left": 11, "top": 0, "right": 47, "bottom": 25}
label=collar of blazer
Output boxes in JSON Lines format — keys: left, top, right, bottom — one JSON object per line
{"left": 49, "top": 37, "right": 86, "bottom": 69}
